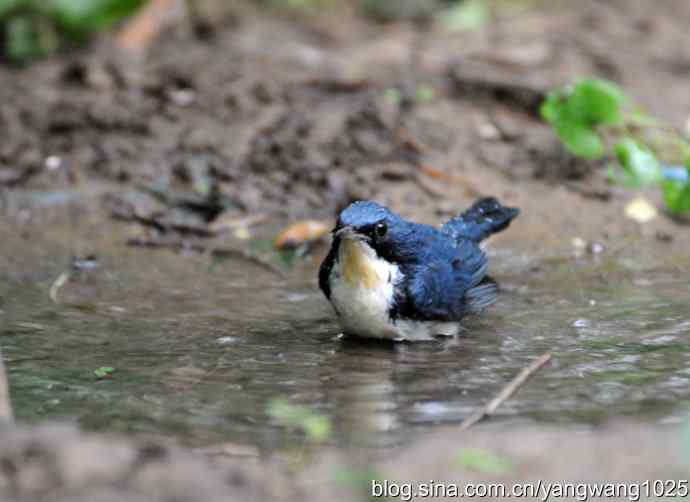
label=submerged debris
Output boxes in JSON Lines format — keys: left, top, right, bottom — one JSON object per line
{"left": 49, "top": 271, "right": 71, "bottom": 304}
{"left": 49, "top": 255, "right": 100, "bottom": 304}
{"left": 458, "top": 352, "right": 552, "bottom": 431}
{"left": 274, "top": 220, "right": 332, "bottom": 250}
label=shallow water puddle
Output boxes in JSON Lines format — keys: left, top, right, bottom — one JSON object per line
{"left": 1, "top": 234, "right": 690, "bottom": 450}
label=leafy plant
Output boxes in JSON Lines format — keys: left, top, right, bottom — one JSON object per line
{"left": 439, "top": 0, "right": 489, "bottom": 32}
{"left": 334, "top": 466, "right": 385, "bottom": 502}
{"left": 0, "top": 0, "right": 144, "bottom": 62}
{"left": 663, "top": 177, "right": 690, "bottom": 214}
{"left": 94, "top": 366, "right": 115, "bottom": 378}
{"left": 455, "top": 447, "right": 513, "bottom": 474}
{"left": 540, "top": 78, "right": 625, "bottom": 159}
{"left": 267, "top": 399, "right": 332, "bottom": 442}
{"left": 541, "top": 78, "right": 690, "bottom": 214}
{"left": 52, "top": 0, "right": 143, "bottom": 40}
{"left": 613, "top": 138, "right": 662, "bottom": 187}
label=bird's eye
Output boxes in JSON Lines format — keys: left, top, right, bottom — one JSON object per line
{"left": 374, "top": 222, "right": 387, "bottom": 239}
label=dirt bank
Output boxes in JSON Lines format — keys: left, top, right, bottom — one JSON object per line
{"left": 0, "top": 421, "right": 686, "bottom": 501}
{"left": 2, "top": 0, "right": 690, "bottom": 256}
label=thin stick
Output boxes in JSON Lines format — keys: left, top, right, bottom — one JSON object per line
{"left": 49, "top": 270, "right": 71, "bottom": 304}
{"left": 458, "top": 352, "right": 552, "bottom": 431}
{"left": 0, "top": 347, "right": 13, "bottom": 424}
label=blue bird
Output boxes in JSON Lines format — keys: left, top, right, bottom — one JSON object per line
{"left": 319, "top": 197, "right": 519, "bottom": 341}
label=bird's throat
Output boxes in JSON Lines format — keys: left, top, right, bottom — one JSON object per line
{"left": 339, "top": 238, "right": 385, "bottom": 289}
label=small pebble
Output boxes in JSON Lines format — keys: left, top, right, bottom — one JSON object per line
{"left": 571, "top": 237, "right": 586, "bottom": 249}
{"left": 477, "top": 122, "right": 501, "bottom": 140}
{"left": 624, "top": 196, "right": 657, "bottom": 223}
{"left": 588, "top": 242, "right": 604, "bottom": 254}
{"left": 45, "top": 155, "right": 62, "bottom": 170}
{"left": 285, "top": 293, "right": 308, "bottom": 303}
{"left": 169, "top": 89, "right": 196, "bottom": 107}
{"left": 233, "top": 227, "right": 251, "bottom": 240}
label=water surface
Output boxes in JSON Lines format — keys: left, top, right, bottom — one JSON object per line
{"left": 2, "top": 227, "right": 690, "bottom": 450}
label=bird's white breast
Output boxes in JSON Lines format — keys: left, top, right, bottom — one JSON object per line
{"left": 328, "top": 238, "right": 459, "bottom": 341}
{"left": 329, "top": 238, "right": 400, "bottom": 339}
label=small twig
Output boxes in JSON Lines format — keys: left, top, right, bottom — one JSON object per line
{"left": 5, "top": 356, "right": 52, "bottom": 364}
{"left": 301, "top": 77, "right": 371, "bottom": 94}
{"left": 111, "top": 208, "right": 214, "bottom": 237}
{"left": 126, "top": 237, "right": 285, "bottom": 278}
{"left": 458, "top": 352, "right": 552, "bottom": 431}
{"left": 447, "top": 66, "right": 546, "bottom": 118}
{"left": 0, "top": 347, "right": 13, "bottom": 424}
{"left": 196, "top": 443, "right": 260, "bottom": 459}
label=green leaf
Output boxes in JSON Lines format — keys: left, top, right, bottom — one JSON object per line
{"left": 662, "top": 178, "right": 690, "bottom": 214}
{"left": 301, "top": 414, "right": 331, "bottom": 442}
{"left": 416, "top": 83, "right": 435, "bottom": 103}
{"left": 455, "top": 447, "right": 513, "bottom": 474}
{"left": 0, "top": 0, "right": 23, "bottom": 18}
{"left": 566, "top": 79, "right": 626, "bottom": 126}
{"left": 334, "top": 466, "right": 384, "bottom": 501}
{"left": 541, "top": 79, "right": 627, "bottom": 160}
{"left": 606, "top": 163, "right": 619, "bottom": 184}
{"left": 614, "top": 138, "right": 662, "bottom": 187}
{"left": 539, "top": 90, "right": 565, "bottom": 124}
{"left": 267, "top": 399, "right": 332, "bottom": 442}
{"left": 6, "top": 15, "right": 38, "bottom": 61}
{"left": 94, "top": 366, "right": 115, "bottom": 378}
{"left": 5, "top": 13, "right": 57, "bottom": 62}
{"left": 50, "top": 0, "right": 144, "bottom": 40}
{"left": 440, "top": 0, "right": 489, "bottom": 33}
{"left": 554, "top": 118, "right": 605, "bottom": 159}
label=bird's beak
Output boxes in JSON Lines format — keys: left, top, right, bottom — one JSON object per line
{"left": 334, "top": 225, "right": 351, "bottom": 237}
{"left": 335, "top": 226, "right": 367, "bottom": 241}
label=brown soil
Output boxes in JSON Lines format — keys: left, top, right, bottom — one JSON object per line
{"left": 2, "top": 0, "right": 690, "bottom": 255}
{"left": 0, "top": 421, "right": 686, "bottom": 501}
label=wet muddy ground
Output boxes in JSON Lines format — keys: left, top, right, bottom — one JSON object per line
{"left": 2, "top": 0, "right": 690, "bottom": 499}
{"left": 2, "top": 215, "right": 690, "bottom": 447}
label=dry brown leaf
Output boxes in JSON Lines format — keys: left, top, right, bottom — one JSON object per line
{"left": 274, "top": 220, "right": 332, "bottom": 250}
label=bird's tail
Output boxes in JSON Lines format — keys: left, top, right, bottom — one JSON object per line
{"left": 442, "top": 197, "right": 519, "bottom": 244}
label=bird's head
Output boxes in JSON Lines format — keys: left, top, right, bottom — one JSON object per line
{"left": 333, "top": 201, "right": 404, "bottom": 252}
{"left": 332, "top": 201, "right": 405, "bottom": 288}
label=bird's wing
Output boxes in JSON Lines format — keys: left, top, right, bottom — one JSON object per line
{"left": 404, "top": 239, "right": 495, "bottom": 321}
